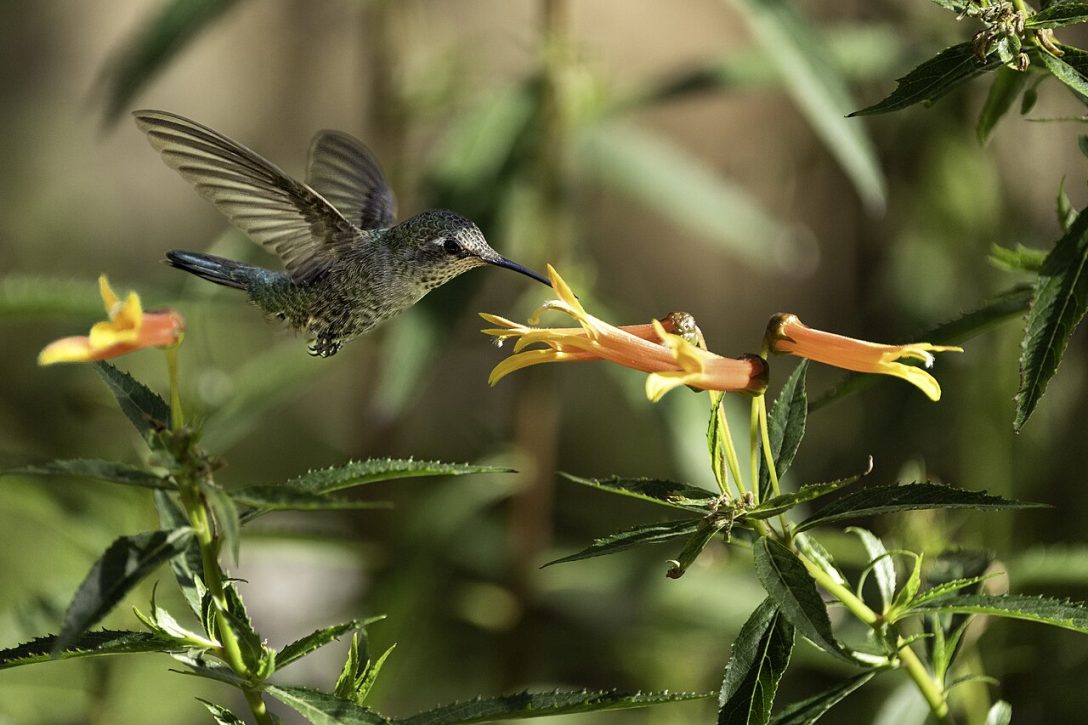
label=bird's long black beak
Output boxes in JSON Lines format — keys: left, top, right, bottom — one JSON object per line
{"left": 490, "top": 257, "right": 552, "bottom": 287}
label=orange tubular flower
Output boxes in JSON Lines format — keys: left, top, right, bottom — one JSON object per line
{"left": 481, "top": 265, "right": 766, "bottom": 401}
{"left": 38, "top": 276, "right": 185, "bottom": 365}
{"left": 766, "top": 313, "right": 961, "bottom": 402}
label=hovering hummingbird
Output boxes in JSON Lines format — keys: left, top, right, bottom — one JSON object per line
{"left": 133, "top": 110, "right": 550, "bottom": 357}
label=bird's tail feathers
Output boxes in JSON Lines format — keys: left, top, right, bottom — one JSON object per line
{"left": 165, "top": 250, "right": 253, "bottom": 290}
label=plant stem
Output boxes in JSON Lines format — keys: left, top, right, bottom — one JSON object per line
{"left": 748, "top": 397, "right": 760, "bottom": 504}
{"left": 712, "top": 393, "right": 746, "bottom": 498}
{"left": 798, "top": 552, "right": 954, "bottom": 724}
{"left": 165, "top": 346, "right": 183, "bottom": 431}
{"left": 756, "top": 396, "right": 781, "bottom": 498}
{"left": 243, "top": 689, "right": 275, "bottom": 725}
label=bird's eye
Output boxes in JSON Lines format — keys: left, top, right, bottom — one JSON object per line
{"left": 442, "top": 238, "right": 461, "bottom": 255}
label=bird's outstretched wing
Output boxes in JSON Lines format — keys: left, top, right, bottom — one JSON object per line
{"left": 133, "top": 109, "right": 363, "bottom": 283}
{"left": 307, "top": 131, "right": 396, "bottom": 230}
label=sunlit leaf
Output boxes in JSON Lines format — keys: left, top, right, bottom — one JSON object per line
{"left": 95, "top": 361, "right": 172, "bottom": 437}
{"left": 906, "top": 593, "right": 1088, "bottom": 634}
{"left": 1027, "top": 2, "right": 1088, "bottom": 29}
{"left": 797, "top": 483, "right": 1043, "bottom": 532}
{"left": 729, "top": 0, "right": 886, "bottom": 211}
{"left": 282, "top": 459, "right": 510, "bottom": 495}
{"left": 847, "top": 527, "right": 896, "bottom": 613}
{"left": 1015, "top": 200, "right": 1088, "bottom": 430}
{"left": 759, "top": 361, "right": 808, "bottom": 500}
{"left": 265, "top": 685, "right": 391, "bottom": 724}
{"left": 1039, "top": 45, "right": 1088, "bottom": 97}
{"left": 234, "top": 485, "right": 392, "bottom": 515}
{"left": 3, "top": 459, "right": 171, "bottom": 490}
{"left": 0, "top": 630, "right": 179, "bottom": 670}
{"left": 543, "top": 519, "right": 703, "bottom": 567}
{"left": 279, "top": 621, "right": 359, "bottom": 670}
{"left": 851, "top": 43, "right": 1000, "bottom": 116}
{"left": 198, "top": 699, "right": 247, "bottom": 725}
{"left": 557, "top": 472, "right": 718, "bottom": 512}
{"left": 718, "top": 598, "right": 795, "bottom": 725}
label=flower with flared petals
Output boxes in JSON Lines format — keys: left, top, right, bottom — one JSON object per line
{"left": 765, "top": 313, "right": 961, "bottom": 401}
{"left": 38, "top": 276, "right": 185, "bottom": 365}
{"left": 481, "top": 265, "right": 766, "bottom": 401}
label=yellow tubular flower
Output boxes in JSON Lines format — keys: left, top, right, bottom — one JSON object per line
{"left": 481, "top": 266, "right": 766, "bottom": 400}
{"left": 766, "top": 313, "right": 961, "bottom": 401}
{"left": 38, "top": 275, "right": 185, "bottom": 365}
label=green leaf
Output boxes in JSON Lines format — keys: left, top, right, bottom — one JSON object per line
{"left": 759, "top": 361, "right": 809, "bottom": 500}
{"left": 336, "top": 632, "right": 366, "bottom": 701}
{"left": 989, "top": 243, "right": 1048, "bottom": 273}
{"left": 891, "top": 554, "right": 924, "bottom": 611}
{"left": 810, "top": 286, "right": 1033, "bottom": 411}
{"left": 355, "top": 644, "right": 396, "bottom": 705}
{"left": 0, "top": 630, "right": 180, "bottom": 670}
{"left": 204, "top": 482, "right": 240, "bottom": 566}
{"left": 985, "top": 700, "right": 1013, "bottom": 725}
{"left": 282, "top": 459, "right": 510, "bottom": 496}
{"left": 558, "top": 472, "right": 718, "bottom": 512}
{"left": 749, "top": 463, "right": 869, "bottom": 521}
{"left": 1015, "top": 199, "right": 1088, "bottom": 431}
{"left": 851, "top": 43, "right": 1000, "bottom": 116}
{"left": 847, "top": 527, "right": 896, "bottom": 613}
{"left": 153, "top": 491, "right": 204, "bottom": 618}
{"left": 1058, "top": 178, "right": 1077, "bottom": 231}
{"left": 906, "top": 593, "right": 1088, "bottom": 634}
{"left": 579, "top": 121, "right": 804, "bottom": 272}
{"left": 3, "top": 459, "right": 171, "bottom": 490}
{"left": 752, "top": 538, "right": 856, "bottom": 665}
{"left": 56, "top": 527, "right": 193, "bottom": 652}
{"left": 1040, "top": 45, "right": 1088, "bottom": 97}
{"left": 769, "top": 671, "right": 878, "bottom": 725}
{"left": 544, "top": 519, "right": 703, "bottom": 567}
{"left": 729, "top": 0, "right": 885, "bottom": 211}
{"left": 718, "top": 598, "right": 795, "bottom": 725}
{"left": 796, "top": 483, "right": 1044, "bottom": 533}
{"left": 94, "top": 361, "right": 171, "bottom": 437}
{"left": 265, "top": 685, "right": 391, "bottom": 724}
{"left": 198, "top": 699, "right": 247, "bottom": 725}
{"left": 96, "top": 0, "right": 241, "bottom": 124}
{"left": 396, "top": 689, "right": 710, "bottom": 725}
{"left": 977, "top": 67, "right": 1030, "bottom": 143}
{"left": 279, "top": 621, "right": 359, "bottom": 670}
{"left": 666, "top": 518, "right": 733, "bottom": 579}
{"left": 1026, "top": 2, "right": 1088, "bottom": 29}
{"left": 234, "top": 486, "right": 392, "bottom": 518}
{"left": 793, "top": 532, "right": 847, "bottom": 588}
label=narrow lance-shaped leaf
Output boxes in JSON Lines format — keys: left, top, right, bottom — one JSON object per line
{"left": 729, "top": 0, "right": 885, "bottom": 211}
{"left": 749, "top": 457, "right": 870, "bottom": 521}
{"left": 233, "top": 485, "right": 393, "bottom": 514}
{"left": 95, "top": 361, "right": 171, "bottom": 437}
{"left": 667, "top": 517, "right": 732, "bottom": 579}
{"left": 55, "top": 528, "right": 194, "bottom": 652}
{"left": 543, "top": 519, "right": 703, "bottom": 567}
{"left": 752, "top": 538, "right": 857, "bottom": 665}
{"left": 395, "top": 689, "right": 711, "bottom": 725}
{"left": 558, "top": 472, "right": 719, "bottom": 512}
{"left": 0, "top": 630, "right": 180, "bottom": 670}
{"left": 1039, "top": 45, "right": 1088, "bottom": 98}
{"left": 847, "top": 527, "right": 896, "bottom": 613}
{"left": 718, "top": 598, "right": 795, "bottom": 725}
{"left": 977, "top": 66, "right": 1030, "bottom": 144}
{"left": 759, "top": 360, "right": 808, "bottom": 501}
{"left": 204, "top": 482, "right": 240, "bottom": 566}
{"left": 1015, "top": 195, "right": 1088, "bottom": 431}
{"left": 769, "top": 671, "right": 878, "bottom": 725}
{"left": 198, "top": 699, "right": 247, "bottom": 725}
{"left": 154, "top": 490, "right": 204, "bottom": 618}
{"left": 851, "top": 42, "right": 1000, "bottom": 116}
{"left": 96, "top": 0, "right": 242, "bottom": 124}
{"left": 2, "top": 459, "right": 171, "bottom": 490}
{"left": 906, "top": 593, "right": 1088, "bottom": 635}
{"left": 278, "top": 620, "right": 359, "bottom": 670}
{"left": 796, "top": 483, "right": 1045, "bottom": 533}
{"left": 264, "top": 685, "right": 392, "bottom": 725}
{"left": 1027, "top": 2, "right": 1088, "bottom": 29}
{"left": 283, "top": 459, "right": 511, "bottom": 495}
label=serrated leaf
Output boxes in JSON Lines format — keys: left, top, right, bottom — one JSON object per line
{"left": 279, "top": 620, "right": 359, "bottom": 670}
{"left": 171, "top": 654, "right": 249, "bottom": 688}
{"left": 851, "top": 42, "right": 1000, "bottom": 116}
{"left": 769, "top": 671, "right": 878, "bottom": 725}
{"left": 283, "top": 459, "right": 510, "bottom": 495}
{"left": 847, "top": 528, "right": 896, "bottom": 613}
{"left": 396, "top": 689, "right": 710, "bottom": 725}
{"left": 558, "top": 473, "right": 718, "bottom": 512}
{"left": 336, "top": 633, "right": 365, "bottom": 701}
{"left": 985, "top": 700, "right": 1013, "bottom": 725}
{"left": 752, "top": 538, "right": 856, "bottom": 665}
{"left": 891, "top": 554, "right": 924, "bottom": 611}
{"left": 96, "top": 0, "right": 241, "bottom": 124}
{"left": 56, "top": 527, "right": 193, "bottom": 652}
{"left": 718, "top": 598, "right": 795, "bottom": 725}
{"left": 233, "top": 485, "right": 393, "bottom": 514}
{"left": 204, "top": 482, "right": 240, "bottom": 566}
{"left": 1027, "top": 2, "right": 1088, "bottom": 28}
{"left": 265, "top": 685, "right": 391, "bottom": 724}
{"left": 1040, "top": 45, "right": 1088, "bottom": 97}
{"left": 543, "top": 519, "right": 703, "bottom": 567}
{"left": 906, "top": 593, "right": 1088, "bottom": 634}
{"left": 1015, "top": 198, "right": 1088, "bottom": 431}
{"left": 977, "top": 66, "right": 1029, "bottom": 143}
{"left": 793, "top": 532, "right": 847, "bottom": 587}
{"left": 0, "top": 630, "right": 179, "bottom": 670}
{"left": 154, "top": 491, "right": 204, "bottom": 618}
{"left": 198, "top": 698, "right": 246, "bottom": 725}
{"left": 810, "top": 286, "right": 1033, "bottom": 411}
{"left": 729, "top": 0, "right": 885, "bottom": 211}
{"left": 94, "top": 361, "right": 171, "bottom": 437}
{"left": 796, "top": 483, "right": 1044, "bottom": 533}
{"left": 3, "top": 459, "right": 171, "bottom": 490}
{"left": 759, "top": 361, "right": 808, "bottom": 500}
{"left": 356, "top": 644, "right": 396, "bottom": 704}
{"left": 749, "top": 463, "right": 869, "bottom": 521}
{"left": 667, "top": 518, "right": 732, "bottom": 579}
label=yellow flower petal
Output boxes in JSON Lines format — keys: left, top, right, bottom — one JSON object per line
{"left": 645, "top": 370, "right": 701, "bottom": 402}
{"left": 98, "top": 275, "right": 119, "bottom": 311}
{"left": 38, "top": 336, "right": 97, "bottom": 365}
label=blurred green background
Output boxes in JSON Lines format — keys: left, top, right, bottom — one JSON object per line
{"left": 2, "top": 1, "right": 1088, "bottom": 723}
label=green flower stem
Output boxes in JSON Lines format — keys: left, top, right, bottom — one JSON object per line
{"left": 748, "top": 397, "right": 760, "bottom": 504}
{"left": 164, "top": 346, "right": 184, "bottom": 432}
{"left": 243, "top": 689, "right": 275, "bottom": 725}
{"left": 798, "top": 552, "right": 953, "bottom": 724}
{"left": 756, "top": 396, "right": 781, "bottom": 498}
{"left": 712, "top": 393, "right": 746, "bottom": 498}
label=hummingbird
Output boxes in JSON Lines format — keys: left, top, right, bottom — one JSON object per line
{"left": 133, "top": 109, "right": 550, "bottom": 357}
